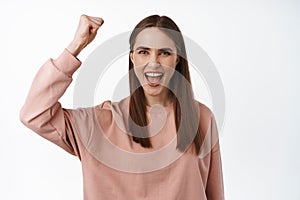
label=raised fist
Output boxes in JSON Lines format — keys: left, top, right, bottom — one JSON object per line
{"left": 67, "top": 14, "right": 104, "bottom": 56}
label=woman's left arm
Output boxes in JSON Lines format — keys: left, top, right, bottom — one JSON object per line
{"left": 205, "top": 115, "right": 225, "bottom": 200}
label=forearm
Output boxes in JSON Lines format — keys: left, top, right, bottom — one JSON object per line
{"left": 20, "top": 49, "right": 81, "bottom": 131}
{"left": 206, "top": 142, "right": 225, "bottom": 200}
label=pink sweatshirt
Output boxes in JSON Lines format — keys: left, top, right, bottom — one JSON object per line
{"left": 20, "top": 49, "right": 224, "bottom": 200}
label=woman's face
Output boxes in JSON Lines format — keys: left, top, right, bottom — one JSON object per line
{"left": 130, "top": 27, "right": 179, "bottom": 101}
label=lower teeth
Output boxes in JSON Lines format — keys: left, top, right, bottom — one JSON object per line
{"left": 146, "top": 75, "right": 162, "bottom": 84}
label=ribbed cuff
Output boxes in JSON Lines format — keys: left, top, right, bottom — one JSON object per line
{"left": 53, "top": 49, "right": 82, "bottom": 76}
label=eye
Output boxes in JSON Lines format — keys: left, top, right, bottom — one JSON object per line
{"left": 138, "top": 50, "right": 148, "bottom": 55}
{"left": 160, "top": 51, "right": 171, "bottom": 56}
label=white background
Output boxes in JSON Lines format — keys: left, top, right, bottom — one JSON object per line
{"left": 1, "top": 0, "right": 299, "bottom": 199}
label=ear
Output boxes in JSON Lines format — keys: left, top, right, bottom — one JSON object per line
{"left": 176, "top": 56, "right": 180, "bottom": 65}
{"left": 130, "top": 52, "right": 134, "bottom": 65}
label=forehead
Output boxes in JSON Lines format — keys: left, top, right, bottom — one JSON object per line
{"left": 134, "top": 27, "right": 176, "bottom": 50}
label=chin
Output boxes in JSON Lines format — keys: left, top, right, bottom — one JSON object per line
{"left": 143, "top": 85, "right": 166, "bottom": 97}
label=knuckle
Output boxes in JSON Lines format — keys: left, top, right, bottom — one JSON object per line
{"left": 80, "top": 14, "right": 88, "bottom": 21}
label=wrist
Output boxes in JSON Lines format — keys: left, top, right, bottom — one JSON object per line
{"left": 66, "top": 41, "right": 84, "bottom": 57}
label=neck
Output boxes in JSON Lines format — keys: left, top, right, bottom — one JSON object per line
{"left": 145, "top": 89, "right": 171, "bottom": 107}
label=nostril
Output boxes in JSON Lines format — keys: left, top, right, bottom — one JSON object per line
{"left": 146, "top": 63, "right": 162, "bottom": 69}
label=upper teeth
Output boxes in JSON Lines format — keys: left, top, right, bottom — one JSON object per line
{"left": 145, "top": 72, "right": 163, "bottom": 77}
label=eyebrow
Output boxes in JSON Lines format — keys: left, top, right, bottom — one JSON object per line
{"left": 135, "top": 46, "right": 151, "bottom": 51}
{"left": 135, "top": 46, "right": 175, "bottom": 52}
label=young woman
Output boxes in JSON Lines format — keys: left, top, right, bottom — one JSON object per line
{"left": 20, "top": 14, "right": 224, "bottom": 200}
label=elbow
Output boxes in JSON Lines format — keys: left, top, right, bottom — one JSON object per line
{"left": 19, "top": 106, "right": 31, "bottom": 127}
{"left": 19, "top": 105, "right": 39, "bottom": 130}
{"left": 19, "top": 105, "right": 52, "bottom": 132}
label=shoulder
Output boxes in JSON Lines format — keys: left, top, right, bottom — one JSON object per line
{"left": 95, "top": 97, "right": 129, "bottom": 111}
{"left": 93, "top": 97, "right": 130, "bottom": 126}
{"left": 72, "top": 97, "right": 129, "bottom": 119}
{"left": 69, "top": 100, "right": 114, "bottom": 124}
{"left": 194, "top": 100, "right": 214, "bottom": 135}
{"left": 195, "top": 100, "right": 213, "bottom": 121}
{"left": 197, "top": 101, "right": 213, "bottom": 118}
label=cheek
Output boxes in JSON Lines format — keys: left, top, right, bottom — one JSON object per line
{"left": 133, "top": 66, "right": 145, "bottom": 83}
{"left": 161, "top": 57, "right": 178, "bottom": 68}
{"left": 164, "top": 67, "right": 175, "bottom": 80}
{"left": 132, "top": 55, "right": 147, "bottom": 67}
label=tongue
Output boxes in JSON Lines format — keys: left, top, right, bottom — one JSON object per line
{"left": 147, "top": 76, "right": 161, "bottom": 84}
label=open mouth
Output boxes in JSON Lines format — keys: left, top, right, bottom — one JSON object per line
{"left": 144, "top": 72, "right": 164, "bottom": 86}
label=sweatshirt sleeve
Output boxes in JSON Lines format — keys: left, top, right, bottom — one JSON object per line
{"left": 205, "top": 115, "right": 225, "bottom": 200}
{"left": 19, "top": 49, "right": 83, "bottom": 158}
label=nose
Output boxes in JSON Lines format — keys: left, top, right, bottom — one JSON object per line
{"left": 148, "top": 51, "right": 160, "bottom": 65}
{"left": 147, "top": 54, "right": 161, "bottom": 70}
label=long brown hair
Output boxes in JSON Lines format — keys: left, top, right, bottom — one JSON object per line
{"left": 128, "top": 15, "right": 203, "bottom": 155}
